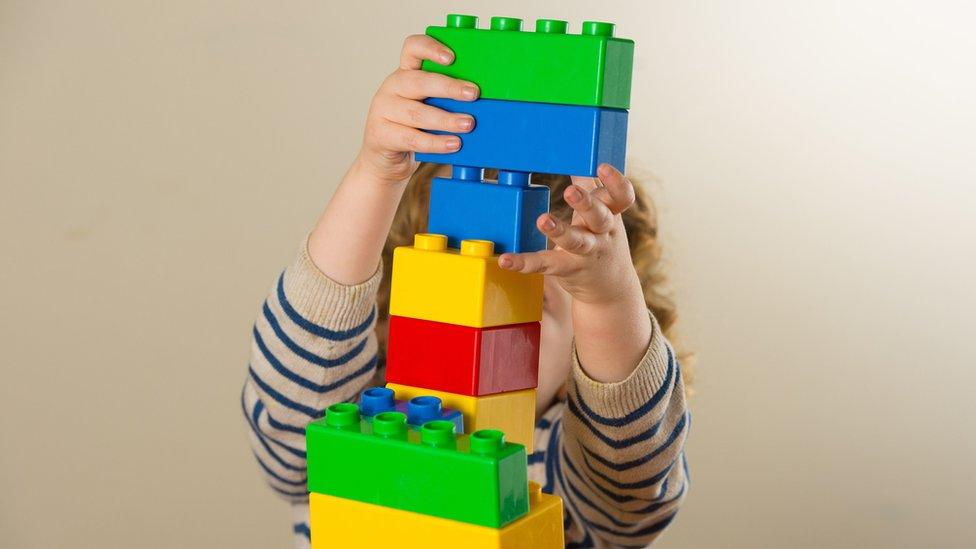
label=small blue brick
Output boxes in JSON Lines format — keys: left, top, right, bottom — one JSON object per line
{"left": 358, "top": 387, "right": 464, "bottom": 433}
{"left": 414, "top": 98, "right": 628, "bottom": 177}
{"left": 428, "top": 173, "right": 550, "bottom": 254}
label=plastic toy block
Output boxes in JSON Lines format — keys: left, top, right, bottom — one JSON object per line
{"left": 387, "top": 383, "right": 537, "bottom": 453}
{"left": 309, "top": 482, "right": 564, "bottom": 548}
{"left": 414, "top": 97, "right": 628, "bottom": 177}
{"left": 389, "top": 234, "right": 543, "bottom": 328}
{"left": 386, "top": 316, "right": 539, "bottom": 396}
{"left": 422, "top": 14, "right": 634, "bottom": 109}
{"left": 428, "top": 169, "right": 549, "bottom": 253}
{"left": 306, "top": 404, "right": 528, "bottom": 527}
{"left": 358, "top": 386, "right": 464, "bottom": 432}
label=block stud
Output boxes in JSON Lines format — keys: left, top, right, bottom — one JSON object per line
{"left": 528, "top": 481, "right": 543, "bottom": 504}
{"left": 497, "top": 170, "right": 530, "bottom": 187}
{"left": 460, "top": 239, "right": 494, "bottom": 258}
{"left": 325, "top": 402, "right": 361, "bottom": 430}
{"left": 414, "top": 233, "right": 448, "bottom": 252}
{"left": 446, "top": 14, "right": 478, "bottom": 28}
{"left": 453, "top": 165, "right": 485, "bottom": 181}
{"left": 407, "top": 396, "right": 443, "bottom": 426}
{"left": 535, "top": 19, "right": 567, "bottom": 34}
{"left": 490, "top": 16, "right": 522, "bottom": 31}
{"left": 372, "top": 411, "right": 408, "bottom": 440}
{"left": 420, "top": 420, "right": 457, "bottom": 449}
{"left": 359, "top": 387, "right": 395, "bottom": 416}
{"left": 582, "top": 21, "right": 614, "bottom": 37}
{"left": 470, "top": 429, "right": 505, "bottom": 455}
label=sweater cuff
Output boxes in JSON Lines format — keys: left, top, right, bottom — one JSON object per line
{"left": 279, "top": 234, "right": 383, "bottom": 332}
{"left": 570, "top": 310, "right": 673, "bottom": 418}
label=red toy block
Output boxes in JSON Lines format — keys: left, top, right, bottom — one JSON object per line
{"left": 386, "top": 315, "right": 540, "bottom": 396}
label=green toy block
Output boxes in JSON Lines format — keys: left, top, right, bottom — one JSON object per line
{"left": 422, "top": 14, "right": 634, "bottom": 109}
{"left": 306, "top": 403, "right": 529, "bottom": 528}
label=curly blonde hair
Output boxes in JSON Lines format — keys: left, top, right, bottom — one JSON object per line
{"left": 377, "top": 162, "right": 692, "bottom": 390}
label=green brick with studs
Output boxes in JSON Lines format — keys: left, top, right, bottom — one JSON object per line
{"left": 422, "top": 14, "right": 634, "bottom": 109}
{"left": 305, "top": 403, "right": 530, "bottom": 528}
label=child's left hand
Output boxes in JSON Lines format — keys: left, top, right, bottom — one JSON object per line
{"left": 498, "top": 163, "right": 640, "bottom": 305}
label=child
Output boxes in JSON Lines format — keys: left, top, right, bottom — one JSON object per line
{"left": 241, "top": 34, "right": 690, "bottom": 548}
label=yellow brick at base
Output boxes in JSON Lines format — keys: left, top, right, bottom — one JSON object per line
{"left": 310, "top": 482, "right": 564, "bottom": 549}
{"left": 390, "top": 233, "right": 543, "bottom": 328}
{"left": 387, "top": 383, "right": 536, "bottom": 453}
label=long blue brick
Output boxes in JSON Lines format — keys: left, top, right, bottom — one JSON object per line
{"left": 414, "top": 98, "right": 628, "bottom": 177}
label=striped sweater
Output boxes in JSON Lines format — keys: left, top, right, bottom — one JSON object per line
{"left": 241, "top": 239, "right": 690, "bottom": 548}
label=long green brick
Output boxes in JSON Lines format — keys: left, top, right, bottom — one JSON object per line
{"left": 422, "top": 14, "right": 634, "bottom": 109}
{"left": 306, "top": 403, "right": 529, "bottom": 528}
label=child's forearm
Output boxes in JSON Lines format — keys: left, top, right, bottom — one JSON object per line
{"left": 572, "top": 274, "right": 653, "bottom": 383}
{"left": 307, "top": 155, "right": 408, "bottom": 284}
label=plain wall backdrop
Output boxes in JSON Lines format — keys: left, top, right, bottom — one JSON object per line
{"left": 1, "top": 1, "right": 974, "bottom": 547}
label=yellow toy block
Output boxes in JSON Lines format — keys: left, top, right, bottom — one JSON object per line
{"left": 310, "top": 482, "right": 564, "bottom": 549}
{"left": 390, "top": 233, "right": 544, "bottom": 328}
{"left": 387, "top": 382, "right": 536, "bottom": 453}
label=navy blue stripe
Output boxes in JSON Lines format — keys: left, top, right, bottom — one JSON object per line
{"left": 579, "top": 446, "right": 676, "bottom": 491}
{"left": 570, "top": 449, "right": 686, "bottom": 527}
{"left": 536, "top": 417, "right": 553, "bottom": 430}
{"left": 250, "top": 399, "right": 307, "bottom": 457}
{"left": 263, "top": 302, "right": 368, "bottom": 367}
{"left": 542, "top": 419, "right": 563, "bottom": 495}
{"left": 241, "top": 386, "right": 308, "bottom": 464}
{"left": 528, "top": 451, "right": 545, "bottom": 465}
{"left": 550, "top": 429, "right": 597, "bottom": 549}
{"left": 276, "top": 273, "right": 375, "bottom": 340}
{"left": 270, "top": 483, "right": 308, "bottom": 498}
{"left": 560, "top": 451, "right": 648, "bottom": 529}
{"left": 567, "top": 396, "right": 666, "bottom": 450}
{"left": 254, "top": 327, "right": 377, "bottom": 395}
{"left": 613, "top": 511, "right": 678, "bottom": 542}
{"left": 568, "top": 445, "right": 674, "bottom": 505}
{"left": 573, "top": 345, "right": 675, "bottom": 428}
{"left": 579, "top": 412, "right": 688, "bottom": 472}
{"left": 248, "top": 365, "right": 324, "bottom": 418}
{"left": 682, "top": 452, "right": 691, "bottom": 484}
{"left": 252, "top": 451, "right": 308, "bottom": 486}
{"left": 556, "top": 439, "right": 686, "bottom": 544}
{"left": 251, "top": 399, "right": 263, "bottom": 426}
{"left": 562, "top": 448, "right": 679, "bottom": 540}
{"left": 293, "top": 522, "right": 311, "bottom": 539}
{"left": 264, "top": 408, "right": 309, "bottom": 436}
{"left": 253, "top": 399, "right": 307, "bottom": 437}
{"left": 563, "top": 446, "right": 649, "bottom": 505}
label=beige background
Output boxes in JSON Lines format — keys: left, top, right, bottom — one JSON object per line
{"left": 2, "top": 1, "right": 974, "bottom": 548}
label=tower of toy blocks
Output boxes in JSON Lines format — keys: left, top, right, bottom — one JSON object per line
{"left": 306, "top": 14, "right": 633, "bottom": 548}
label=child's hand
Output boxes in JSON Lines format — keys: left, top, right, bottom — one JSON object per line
{"left": 356, "top": 35, "right": 480, "bottom": 184}
{"left": 498, "top": 164, "right": 641, "bottom": 305}
{"left": 499, "top": 163, "right": 652, "bottom": 383}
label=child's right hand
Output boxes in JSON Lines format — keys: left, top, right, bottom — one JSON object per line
{"left": 356, "top": 35, "right": 480, "bottom": 184}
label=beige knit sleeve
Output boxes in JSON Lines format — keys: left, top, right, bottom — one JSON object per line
{"left": 554, "top": 311, "right": 690, "bottom": 547}
{"left": 241, "top": 236, "right": 383, "bottom": 503}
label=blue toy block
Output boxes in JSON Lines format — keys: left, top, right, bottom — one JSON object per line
{"left": 428, "top": 169, "right": 550, "bottom": 254}
{"left": 358, "top": 386, "right": 464, "bottom": 433}
{"left": 414, "top": 97, "right": 628, "bottom": 177}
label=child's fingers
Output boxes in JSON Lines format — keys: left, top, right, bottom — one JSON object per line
{"left": 564, "top": 184, "right": 614, "bottom": 234}
{"left": 569, "top": 175, "right": 599, "bottom": 192}
{"left": 379, "top": 123, "right": 461, "bottom": 154}
{"left": 498, "top": 250, "right": 576, "bottom": 276}
{"left": 592, "top": 164, "right": 636, "bottom": 215}
{"left": 383, "top": 97, "right": 474, "bottom": 133}
{"left": 399, "top": 34, "right": 454, "bottom": 70}
{"left": 386, "top": 70, "right": 479, "bottom": 102}
{"left": 537, "top": 213, "right": 597, "bottom": 255}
